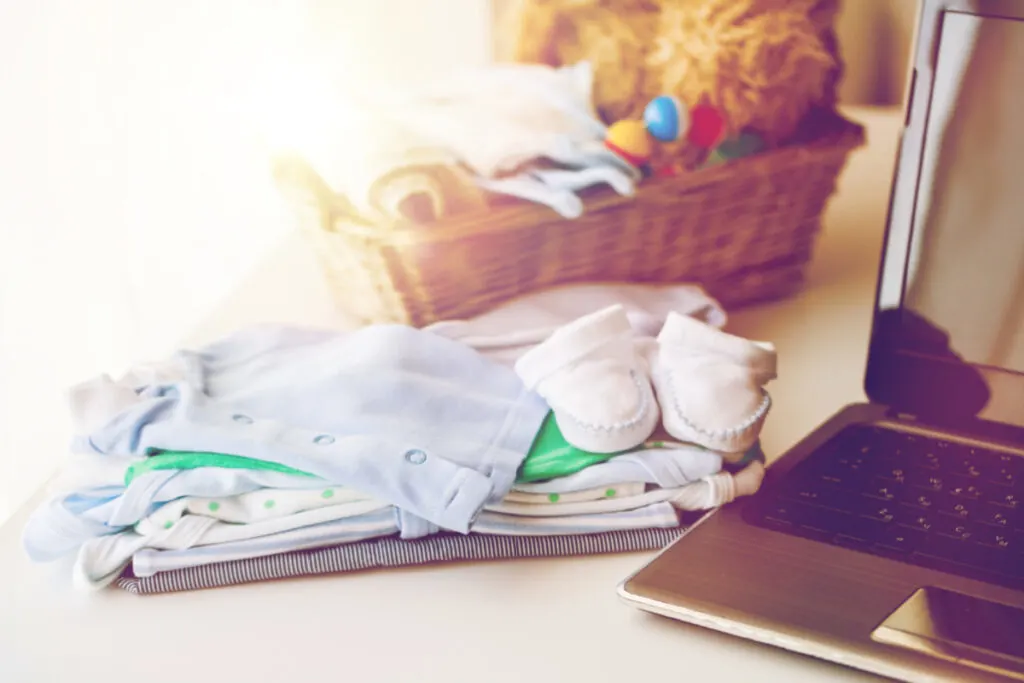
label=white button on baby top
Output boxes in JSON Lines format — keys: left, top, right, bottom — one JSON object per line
{"left": 405, "top": 449, "right": 427, "bottom": 465}
{"left": 232, "top": 414, "right": 253, "bottom": 425}
{"left": 313, "top": 434, "right": 335, "bottom": 445}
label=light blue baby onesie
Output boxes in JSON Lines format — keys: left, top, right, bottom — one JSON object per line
{"left": 70, "top": 324, "right": 550, "bottom": 537}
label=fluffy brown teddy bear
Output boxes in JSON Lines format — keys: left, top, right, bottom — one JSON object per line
{"left": 506, "top": 0, "right": 666, "bottom": 123}
{"left": 647, "top": 0, "right": 839, "bottom": 143}
{"left": 505, "top": 0, "right": 842, "bottom": 148}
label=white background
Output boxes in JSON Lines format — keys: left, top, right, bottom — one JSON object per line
{"left": 0, "top": 0, "right": 493, "bottom": 525}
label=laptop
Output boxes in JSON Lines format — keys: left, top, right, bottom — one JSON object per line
{"left": 617, "top": 1, "right": 1024, "bottom": 680}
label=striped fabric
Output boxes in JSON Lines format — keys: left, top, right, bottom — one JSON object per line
{"left": 114, "top": 527, "right": 687, "bottom": 595}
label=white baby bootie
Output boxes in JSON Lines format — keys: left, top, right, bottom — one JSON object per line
{"left": 514, "top": 304, "right": 660, "bottom": 454}
{"left": 648, "top": 312, "right": 776, "bottom": 454}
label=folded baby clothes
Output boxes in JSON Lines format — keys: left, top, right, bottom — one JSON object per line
{"left": 27, "top": 305, "right": 779, "bottom": 595}
{"left": 22, "top": 434, "right": 734, "bottom": 566}
{"left": 120, "top": 503, "right": 681, "bottom": 583}
{"left": 62, "top": 324, "right": 550, "bottom": 536}
{"left": 380, "top": 61, "right": 607, "bottom": 179}
{"left": 114, "top": 527, "right": 688, "bottom": 595}
{"left": 647, "top": 312, "right": 778, "bottom": 454}
{"left": 515, "top": 305, "right": 660, "bottom": 454}
{"left": 55, "top": 444, "right": 738, "bottom": 590}
{"left": 364, "top": 62, "right": 648, "bottom": 217}
{"left": 110, "top": 456, "right": 767, "bottom": 594}
{"left": 75, "top": 442, "right": 763, "bottom": 590}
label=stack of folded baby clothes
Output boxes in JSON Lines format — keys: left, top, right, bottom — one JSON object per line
{"left": 22, "top": 296, "right": 775, "bottom": 595}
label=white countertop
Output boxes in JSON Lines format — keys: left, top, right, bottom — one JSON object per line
{"left": 0, "top": 106, "right": 902, "bottom": 683}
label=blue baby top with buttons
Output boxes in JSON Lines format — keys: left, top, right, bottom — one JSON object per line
{"left": 77, "top": 324, "right": 551, "bottom": 536}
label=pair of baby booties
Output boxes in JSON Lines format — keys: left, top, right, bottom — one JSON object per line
{"left": 515, "top": 304, "right": 776, "bottom": 456}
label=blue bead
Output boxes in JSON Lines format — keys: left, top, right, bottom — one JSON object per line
{"left": 644, "top": 96, "right": 686, "bottom": 143}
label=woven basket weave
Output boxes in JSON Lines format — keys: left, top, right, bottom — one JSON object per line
{"left": 274, "top": 108, "right": 864, "bottom": 327}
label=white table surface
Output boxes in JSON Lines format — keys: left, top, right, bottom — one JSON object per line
{"left": 0, "top": 106, "right": 903, "bottom": 683}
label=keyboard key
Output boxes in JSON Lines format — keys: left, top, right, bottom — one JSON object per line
{"left": 906, "top": 490, "right": 937, "bottom": 510}
{"left": 909, "top": 447, "right": 943, "bottom": 471}
{"left": 893, "top": 506, "right": 937, "bottom": 532}
{"left": 931, "top": 515, "right": 974, "bottom": 541}
{"left": 905, "top": 469, "right": 944, "bottom": 491}
{"left": 980, "top": 452, "right": 1023, "bottom": 486}
{"left": 800, "top": 508, "right": 887, "bottom": 541}
{"left": 997, "top": 492, "right": 1020, "bottom": 510}
{"left": 864, "top": 478, "right": 901, "bottom": 502}
{"left": 877, "top": 465, "right": 908, "bottom": 483}
{"left": 977, "top": 503, "right": 1019, "bottom": 529}
{"left": 995, "top": 468, "right": 1018, "bottom": 487}
{"left": 865, "top": 504, "right": 897, "bottom": 523}
{"left": 950, "top": 453, "right": 984, "bottom": 479}
{"left": 778, "top": 479, "right": 868, "bottom": 515}
{"left": 934, "top": 495, "right": 977, "bottom": 521}
{"left": 946, "top": 479, "right": 984, "bottom": 501}
{"left": 876, "top": 524, "right": 925, "bottom": 553}
{"left": 973, "top": 526, "right": 1015, "bottom": 550}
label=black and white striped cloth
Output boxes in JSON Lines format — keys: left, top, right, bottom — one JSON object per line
{"left": 114, "top": 527, "right": 686, "bottom": 595}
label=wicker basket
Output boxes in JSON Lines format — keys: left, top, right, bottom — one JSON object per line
{"left": 274, "top": 107, "right": 864, "bottom": 327}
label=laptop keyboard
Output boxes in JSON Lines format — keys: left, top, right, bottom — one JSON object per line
{"left": 744, "top": 424, "right": 1024, "bottom": 590}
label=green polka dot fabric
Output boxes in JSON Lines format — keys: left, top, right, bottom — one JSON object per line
{"left": 502, "top": 482, "right": 646, "bottom": 506}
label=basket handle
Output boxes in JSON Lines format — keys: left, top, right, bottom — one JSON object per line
{"left": 271, "top": 154, "right": 379, "bottom": 233}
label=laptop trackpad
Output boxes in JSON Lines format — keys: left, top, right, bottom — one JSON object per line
{"left": 871, "top": 586, "right": 1024, "bottom": 680}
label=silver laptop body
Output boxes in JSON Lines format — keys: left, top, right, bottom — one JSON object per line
{"left": 618, "top": 1, "right": 1024, "bottom": 680}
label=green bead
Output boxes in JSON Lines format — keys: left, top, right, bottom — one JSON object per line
{"left": 703, "top": 132, "right": 764, "bottom": 169}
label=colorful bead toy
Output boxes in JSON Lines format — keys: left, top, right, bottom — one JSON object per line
{"left": 703, "top": 132, "right": 766, "bottom": 168}
{"left": 643, "top": 95, "right": 688, "bottom": 143}
{"left": 604, "top": 120, "right": 653, "bottom": 167}
{"left": 687, "top": 104, "right": 727, "bottom": 149}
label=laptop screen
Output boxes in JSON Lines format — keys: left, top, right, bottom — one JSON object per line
{"left": 902, "top": 12, "right": 1024, "bottom": 373}
{"left": 868, "top": 6, "right": 1024, "bottom": 426}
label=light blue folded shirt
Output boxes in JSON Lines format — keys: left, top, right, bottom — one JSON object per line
{"left": 67, "top": 324, "right": 550, "bottom": 538}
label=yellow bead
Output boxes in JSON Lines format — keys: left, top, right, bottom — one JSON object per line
{"left": 605, "top": 120, "right": 653, "bottom": 164}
